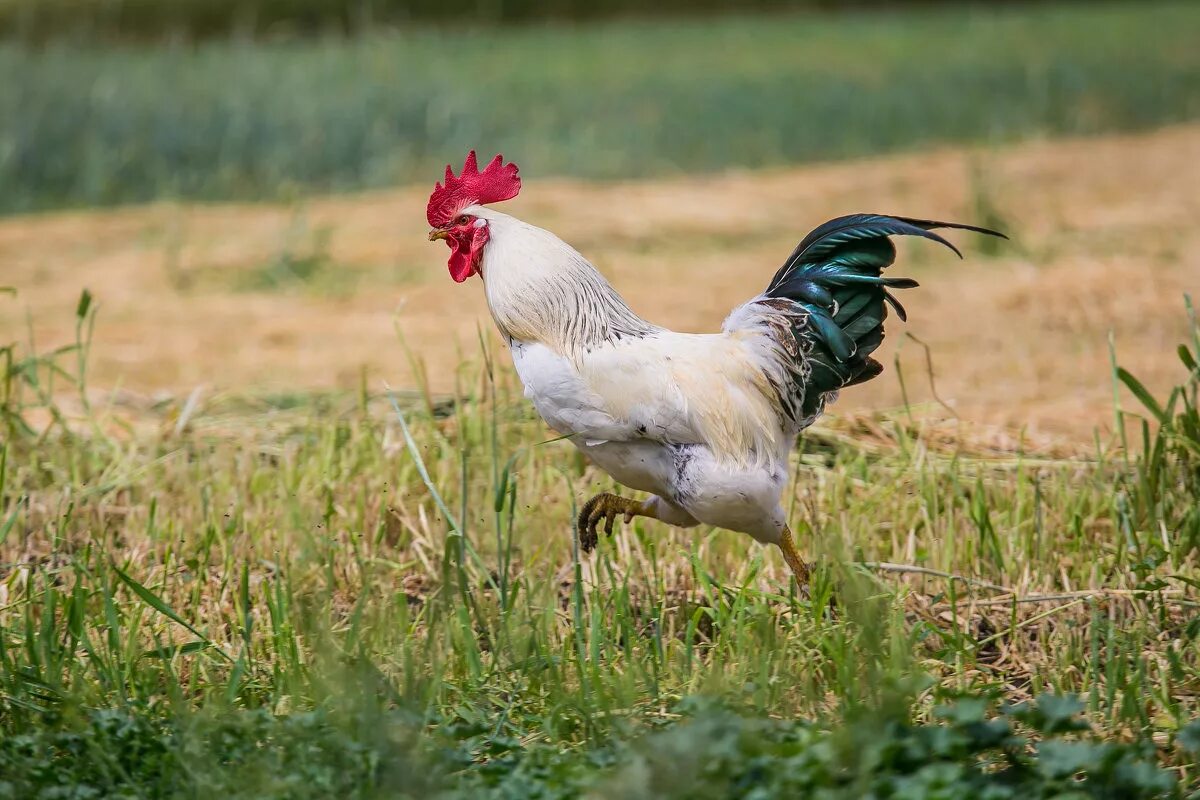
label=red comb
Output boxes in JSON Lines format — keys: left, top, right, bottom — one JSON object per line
{"left": 427, "top": 151, "right": 521, "bottom": 227}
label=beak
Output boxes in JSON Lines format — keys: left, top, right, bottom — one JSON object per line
{"left": 428, "top": 228, "right": 448, "bottom": 241}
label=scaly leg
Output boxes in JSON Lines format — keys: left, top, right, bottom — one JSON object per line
{"left": 777, "top": 524, "right": 812, "bottom": 589}
{"left": 577, "top": 492, "right": 654, "bottom": 552}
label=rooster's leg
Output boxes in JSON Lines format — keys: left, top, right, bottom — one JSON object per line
{"left": 577, "top": 492, "right": 653, "bottom": 552}
{"left": 777, "top": 525, "right": 812, "bottom": 588}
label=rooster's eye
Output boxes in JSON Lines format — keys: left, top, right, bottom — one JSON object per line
{"left": 454, "top": 215, "right": 470, "bottom": 226}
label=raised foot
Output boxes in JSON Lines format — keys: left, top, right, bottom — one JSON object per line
{"left": 577, "top": 492, "right": 642, "bottom": 552}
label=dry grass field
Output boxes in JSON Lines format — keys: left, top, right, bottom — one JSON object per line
{"left": 3, "top": 124, "right": 1197, "bottom": 444}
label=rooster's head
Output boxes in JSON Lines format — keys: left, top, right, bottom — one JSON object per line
{"left": 427, "top": 151, "right": 521, "bottom": 282}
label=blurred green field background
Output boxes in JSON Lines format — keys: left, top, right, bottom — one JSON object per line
{"left": 3, "top": 1, "right": 1198, "bottom": 214}
{"left": 0, "top": 0, "right": 1082, "bottom": 38}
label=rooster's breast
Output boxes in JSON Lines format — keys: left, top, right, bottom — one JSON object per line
{"left": 509, "top": 339, "right": 678, "bottom": 495}
{"left": 509, "top": 339, "right": 627, "bottom": 440}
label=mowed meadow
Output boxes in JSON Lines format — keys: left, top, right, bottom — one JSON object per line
{"left": 3, "top": 3, "right": 1200, "bottom": 797}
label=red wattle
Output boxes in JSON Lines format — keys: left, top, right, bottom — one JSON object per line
{"left": 448, "top": 243, "right": 474, "bottom": 282}
{"left": 442, "top": 224, "right": 488, "bottom": 282}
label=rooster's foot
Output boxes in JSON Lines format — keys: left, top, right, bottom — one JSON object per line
{"left": 778, "top": 524, "right": 813, "bottom": 597}
{"left": 577, "top": 493, "right": 644, "bottom": 552}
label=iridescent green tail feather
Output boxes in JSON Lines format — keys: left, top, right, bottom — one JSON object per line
{"left": 764, "top": 214, "right": 1005, "bottom": 420}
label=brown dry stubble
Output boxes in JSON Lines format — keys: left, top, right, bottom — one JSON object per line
{"left": 1, "top": 124, "right": 1197, "bottom": 443}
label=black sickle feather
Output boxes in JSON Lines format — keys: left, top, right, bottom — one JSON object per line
{"left": 762, "top": 213, "right": 1004, "bottom": 420}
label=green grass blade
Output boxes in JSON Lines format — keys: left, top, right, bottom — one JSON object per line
{"left": 0, "top": 499, "right": 19, "bottom": 548}
{"left": 384, "top": 387, "right": 462, "bottom": 534}
{"left": 1180, "top": 345, "right": 1198, "bottom": 374}
{"left": 1115, "top": 367, "right": 1167, "bottom": 424}
{"left": 141, "top": 640, "right": 212, "bottom": 660}
{"left": 112, "top": 565, "right": 231, "bottom": 662}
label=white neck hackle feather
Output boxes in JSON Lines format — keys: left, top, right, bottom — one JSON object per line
{"left": 468, "top": 206, "right": 657, "bottom": 355}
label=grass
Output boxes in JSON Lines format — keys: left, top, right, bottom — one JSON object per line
{"left": 3, "top": 1, "right": 1200, "bottom": 214}
{"left": 1, "top": 287, "right": 1199, "bottom": 795}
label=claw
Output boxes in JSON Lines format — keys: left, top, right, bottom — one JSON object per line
{"left": 577, "top": 501, "right": 598, "bottom": 553}
{"left": 603, "top": 507, "right": 618, "bottom": 537}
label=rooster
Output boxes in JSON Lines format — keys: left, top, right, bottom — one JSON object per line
{"left": 427, "top": 152, "right": 1002, "bottom": 585}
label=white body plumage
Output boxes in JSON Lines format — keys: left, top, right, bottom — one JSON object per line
{"left": 469, "top": 205, "right": 804, "bottom": 545}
